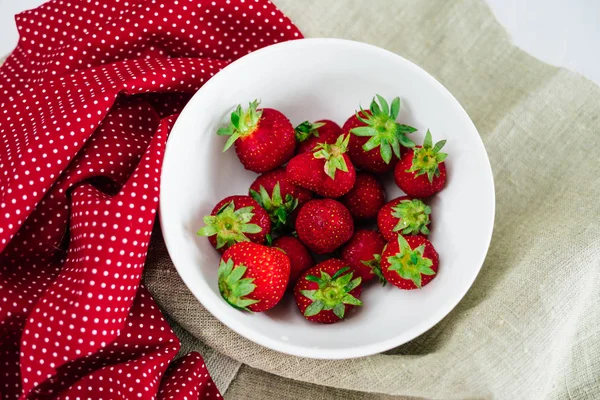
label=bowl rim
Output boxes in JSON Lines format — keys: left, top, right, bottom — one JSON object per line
{"left": 159, "top": 37, "right": 496, "bottom": 360}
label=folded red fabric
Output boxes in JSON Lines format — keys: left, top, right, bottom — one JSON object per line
{"left": 0, "top": 0, "right": 301, "bottom": 398}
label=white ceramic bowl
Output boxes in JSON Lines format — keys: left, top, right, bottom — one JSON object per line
{"left": 160, "top": 38, "right": 495, "bottom": 359}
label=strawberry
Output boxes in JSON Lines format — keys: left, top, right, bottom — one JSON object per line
{"left": 249, "top": 168, "right": 313, "bottom": 233}
{"left": 286, "top": 134, "right": 356, "bottom": 198}
{"left": 197, "top": 195, "right": 271, "bottom": 253}
{"left": 272, "top": 236, "right": 314, "bottom": 287}
{"left": 340, "top": 172, "right": 386, "bottom": 221}
{"left": 295, "top": 199, "right": 354, "bottom": 254}
{"left": 381, "top": 235, "right": 439, "bottom": 290}
{"left": 218, "top": 242, "right": 290, "bottom": 312}
{"left": 394, "top": 130, "right": 448, "bottom": 197}
{"left": 294, "top": 259, "right": 362, "bottom": 324}
{"left": 295, "top": 119, "right": 342, "bottom": 154}
{"left": 217, "top": 100, "right": 296, "bottom": 173}
{"left": 377, "top": 196, "right": 432, "bottom": 242}
{"left": 343, "top": 95, "right": 416, "bottom": 173}
{"left": 340, "top": 229, "right": 386, "bottom": 283}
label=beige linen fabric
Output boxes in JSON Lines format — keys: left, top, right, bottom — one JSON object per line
{"left": 144, "top": 0, "right": 600, "bottom": 398}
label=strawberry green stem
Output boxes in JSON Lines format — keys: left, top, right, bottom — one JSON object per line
{"left": 313, "top": 134, "right": 350, "bottom": 179}
{"left": 392, "top": 199, "right": 431, "bottom": 235}
{"left": 295, "top": 121, "right": 326, "bottom": 142}
{"left": 249, "top": 183, "right": 298, "bottom": 233}
{"left": 351, "top": 95, "right": 417, "bottom": 163}
{"left": 300, "top": 267, "right": 362, "bottom": 319}
{"left": 218, "top": 258, "right": 259, "bottom": 311}
{"left": 361, "top": 254, "right": 387, "bottom": 286}
{"left": 406, "top": 130, "right": 448, "bottom": 182}
{"left": 197, "top": 201, "right": 262, "bottom": 249}
{"left": 217, "top": 100, "right": 263, "bottom": 151}
{"left": 386, "top": 236, "right": 435, "bottom": 288}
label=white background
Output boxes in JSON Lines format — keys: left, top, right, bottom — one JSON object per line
{"left": 0, "top": 0, "right": 598, "bottom": 85}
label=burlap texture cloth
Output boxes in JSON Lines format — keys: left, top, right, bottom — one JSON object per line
{"left": 144, "top": 0, "right": 600, "bottom": 398}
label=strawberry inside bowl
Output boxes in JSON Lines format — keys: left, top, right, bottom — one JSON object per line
{"left": 160, "top": 38, "right": 495, "bottom": 359}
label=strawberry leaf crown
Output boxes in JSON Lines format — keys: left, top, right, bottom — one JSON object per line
{"left": 300, "top": 266, "right": 362, "bottom": 319}
{"left": 361, "top": 254, "right": 387, "bottom": 286}
{"left": 197, "top": 201, "right": 262, "bottom": 249}
{"left": 295, "top": 120, "right": 326, "bottom": 142}
{"left": 351, "top": 95, "right": 417, "bottom": 164}
{"left": 217, "top": 99, "right": 263, "bottom": 151}
{"left": 386, "top": 236, "right": 435, "bottom": 288}
{"left": 392, "top": 199, "right": 431, "bottom": 235}
{"left": 218, "top": 258, "right": 258, "bottom": 311}
{"left": 313, "top": 134, "right": 350, "bottom": 179}
{"left": 406, "top": 130, "right": 448, "bottom": 182}
{"left": 249, "top": 182, "right": 299, "bottom": 233}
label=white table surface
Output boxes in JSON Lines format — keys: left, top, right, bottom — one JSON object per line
{"left": 0, "top": 0, "right": 598, "bottom": 86}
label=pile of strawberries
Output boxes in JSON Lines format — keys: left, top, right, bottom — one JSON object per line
{"left": 197, "top": 95, "right": 448, "bottom": 324}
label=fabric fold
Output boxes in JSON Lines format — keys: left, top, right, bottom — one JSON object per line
{"left": 0, "top": 0, "right": 301, "bottom": 398}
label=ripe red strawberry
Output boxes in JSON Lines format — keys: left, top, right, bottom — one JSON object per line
{"left": 295, "top": 199, "right": 354, "bottom": 254}
{"left": 295, "top": 119, "right": 342, "bottom": 154}
{"left": 340, "top": 172, "right": 386, "bottom": 221}
{"left": 377, "top": 196, "right": 432, "bottom": 242}
{"left": 294, "top": 259, "right": 362, "bottom": 324}
{"left": 340, "top": 229, "right": 386, "bottom": 283}
{"left": 394, "top": 130, "right": 447, "bottom": 197}
{"left": 249, "top": 168, "right": 313, "bottom": 233}
{"left": 381, "top": 235, "right": 439, "bottom": 290}
{"left": 197, "top": 195, "right": 271, "bottom": 253}
{"left": 343, "top": 95, "right": 416, "bottom": 173}
{"left": 219, "top": 242, "right": 290, "bottom": 312}
{"left": 272, "top": 236, "right": 314, "bottom": 287}
{"left": 218, "top": 100, "right": 296, "bottom": 173}
{"left": 286, "top": 134, "right": 356, "bottom": 198}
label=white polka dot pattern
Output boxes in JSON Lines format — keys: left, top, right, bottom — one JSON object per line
{"left": 158, "top": 353, "right": 221, "bottom": 399}
{"left": 0, "top": 0, "right": 302, "bottom": 398}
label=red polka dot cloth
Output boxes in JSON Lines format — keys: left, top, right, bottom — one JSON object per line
{"left": 0, "top": 0, "right": 301, "bottom": 398}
